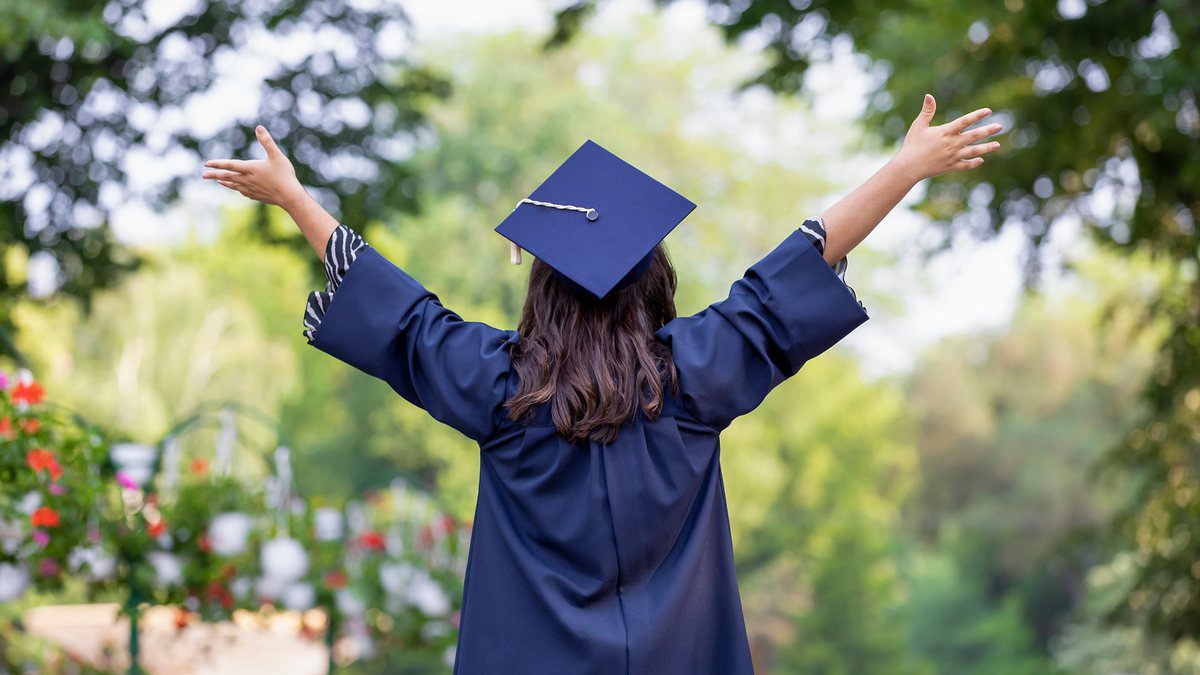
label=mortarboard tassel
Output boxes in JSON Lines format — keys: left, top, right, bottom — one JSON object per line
{"left": 506, "top": 198, "right": 598, "bottom": 266}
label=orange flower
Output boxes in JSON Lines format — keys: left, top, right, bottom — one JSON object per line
{"left": 0, "top": 417, "right": 13, "bottom": 437}
{"left": 11, "top": 381, "right": 45, "bottom": 405}
{"left": 189, "top": 457, "right": 209, "bottom": 477}
{"left": 20, "top": 417, "right": 39, "bottom": 434}
{"left": 31, "top": 507, "right": 60, "bottom": 528}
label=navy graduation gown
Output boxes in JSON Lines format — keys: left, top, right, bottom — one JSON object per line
{"left": 310, "top": 228, "right": 869, "bottom": 674}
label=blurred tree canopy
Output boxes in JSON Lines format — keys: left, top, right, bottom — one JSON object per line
{"left": 0, "top": 0, "right": 444, "bottom": 349}
{"left": 554, "top": 0, "right": 1200, "bottom": 648}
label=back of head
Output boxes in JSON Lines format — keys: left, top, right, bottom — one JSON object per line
{"left": 505, "top": 246, "right": 680, "bottom": 443}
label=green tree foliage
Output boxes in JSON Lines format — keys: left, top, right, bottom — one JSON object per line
{"left": 556, "top": 0, "right": 1200, "bottom": 646}
{"left": 904, "top": 551, "right": 1054, "bottom": 675}
{"left": 0, "top": 0, "right": 442, "bottom": 341}
{"left": 902, "top": 248, "right": 1168, "bottom": 670}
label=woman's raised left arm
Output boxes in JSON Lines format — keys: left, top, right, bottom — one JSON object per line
{"left": 821, "top": 94, "right": 1004, "bottom": 264}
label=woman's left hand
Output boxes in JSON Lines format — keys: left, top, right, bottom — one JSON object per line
{"left": 202, "top": 125, "right": 306, "bottom": 208}
{"left": 893, "top": 94, "right": 1003, "bottom": 181}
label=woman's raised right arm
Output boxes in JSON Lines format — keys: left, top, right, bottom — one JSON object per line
{"left": 202, "top": 125, "right": 338, "bottom": 258}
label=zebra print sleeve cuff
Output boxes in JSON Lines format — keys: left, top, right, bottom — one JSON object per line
{"left": 303, "top": 224, "right": 369, "bottom": 343}
{"left": 797, "top": 216, "right": 863, "bottom": 310}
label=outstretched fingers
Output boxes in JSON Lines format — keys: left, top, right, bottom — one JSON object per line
{"left": 962, "top": 122, "right": 1004, "bottom": 143}
{"left": 948, "top": 107, "right": 992, "bottom": 133}
{"left": 201, "top": 169, "right": 241, "bottom": 181}
{"left": 960, "top": 140, "right": 1001, "bottom": 160}
{"left": 204, "top": 159, "right": 251, "bottom": 172}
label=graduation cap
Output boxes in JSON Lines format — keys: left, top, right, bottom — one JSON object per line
{"left": 496, "top": 140, "right": 696, "bottom": 299}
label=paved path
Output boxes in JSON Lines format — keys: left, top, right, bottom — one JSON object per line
{"left": 24, "top": 603, "right": 328, "bottom": 674}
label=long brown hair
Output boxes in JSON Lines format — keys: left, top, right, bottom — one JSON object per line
{"left": 504, "top": 245, "right": 680, "bottom": 443}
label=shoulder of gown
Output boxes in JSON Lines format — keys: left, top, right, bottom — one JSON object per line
{"left": 304, "top": 225, "right": 514, "bottom": 442}
{"left": 655, "top": 218, "right": 869, "bottom": 430}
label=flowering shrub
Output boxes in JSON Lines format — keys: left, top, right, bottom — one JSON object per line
{"left": 1, "top": 371, "right": 470, "bottom": 668}
{"left": 0, "top": 371, "right": 117, "bottom": 600}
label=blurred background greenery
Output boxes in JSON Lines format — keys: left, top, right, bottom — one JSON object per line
{"left": 2, "top": 0, "right": 1198, "bottom": 672}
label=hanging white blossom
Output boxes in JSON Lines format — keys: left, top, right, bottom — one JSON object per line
{"left": 16, "top": 491, "right": 41, "bottom": 515}
{"left": 230, "top": 576, "right": 253, "bottom": 599}
{"left": 407, "top": 569, "right": 451, "bottom": 617}
{"left": 68, "top": 546, "right": 117, "bottom": 581}
{"left": 335, "top": 589, "right": 367, "bottom": 617}
{"left": 255, "top": 575, "right": 287, "bottom": 601}
{"left": 0, "top": 563, "right": 30, "bottom": 602}
{"left": 0, "top": 518, "right": 24, "bottom": 555}
{"left": 282, "top": 581, "right": 316, "bottom": 611}
{"left": 209, "top": 512, "right": 254, "bottom": 556}
{"left": 379, "top": 560, "right": 417, "bottom": 597}
{"left": 313, "top": 508, "right": 344, "bottom": 542}
{"left": 147, "top": 552, "right": 183, "bottom": 587}
{"left": 261, "top": 537, "right": 308, "bottom": 582}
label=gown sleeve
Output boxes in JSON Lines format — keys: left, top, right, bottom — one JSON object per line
{"left": 305, "top": 228, "right": 514, "bottom": 442}
{"left": 654, "top": 218, "right": 869, "bottom": 430}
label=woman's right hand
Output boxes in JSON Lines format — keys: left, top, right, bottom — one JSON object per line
{"left": 893, "top": 94, "right": 1003, "bottom": 181}
{"left": 202, "top": 125, "right": 307, "bottom": 209}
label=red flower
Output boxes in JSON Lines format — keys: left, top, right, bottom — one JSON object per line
{"left": 11, "top": 381, "right": 45, "bottom": 405}
{"left": 31, "top": 507, "right": 60, "bottom": 528}
{"left": 440, "top": 513, "right": 457, "bottom": 534}
{"left": 189, "top": 457, "right": 209, "bottom": 477}
{"left": 0, "top": 417, "right": 11, "bottom": 438}
{"left": 418, "top": 524, "right": 434, "bottom": 551}
{"left": 148, "top": 519, "right": 166, "bottom": 538}
{"left": 207, "top": 581, "right": 234, "bottom": 610}
{"left": 26, "top": 448, "right": 53, "bottom": 472}
{"left": 20, "top": 417, "right": 39, "bottom": 434}
{"left": 324, "top": 569, "right": 348, "bottom": 589}
{"left": 357, "top": 531, "right": 386, "bottom": 551}
{"left": 28, "top": 446, "right": 64, "bottom": 478}
{"left": 27, "top": 448, "right": 63, "bottom": 481}
{"left": 197, "top": 533, "right": 213, "bottom": 552}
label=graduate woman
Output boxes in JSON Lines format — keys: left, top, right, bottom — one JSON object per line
{"left": 203, "top": 93, "right": 1001, "bottom": 674}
